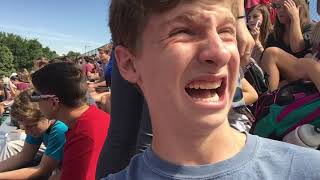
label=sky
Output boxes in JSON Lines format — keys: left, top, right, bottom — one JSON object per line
{"left": 0, "top": 0, "right": 111, "bottom": 55}
{"left": 0, "top": 0, "right": 319, "bottom": 55}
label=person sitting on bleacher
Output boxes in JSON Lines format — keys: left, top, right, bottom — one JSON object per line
{"left": 0, "top": 89, "right": 68, "bottom": 180}
{"left": 247, "top": 4, "right": 273, "bottom": 64}
{"left": 259, "top": 0, "right": 313, "bottom": 91}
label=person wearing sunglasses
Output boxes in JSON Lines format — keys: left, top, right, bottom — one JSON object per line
{"left": 31, "top": 62, "right": 110, "bottom": 180}
{"left": 260, "top": 0, "right": 313, "bottom": 91}
{"left": 0, "top": 89, "right": 68, "bottom": 180}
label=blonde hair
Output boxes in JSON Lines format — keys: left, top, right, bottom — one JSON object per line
{"left": 18, "top": 69, "right": 31, "bottom": 83}
{"left": 11, "top": 89, "right": 44, "bottom": 122}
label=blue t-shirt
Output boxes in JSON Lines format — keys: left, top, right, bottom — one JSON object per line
{"left": 104, "top": 49, "right": 114, "bottom": 84}
{"left": 103, "top": 134, "right": 320, "bottom": 180}
{"left": 26, "top": 120, "right": 68, "bottom": 161}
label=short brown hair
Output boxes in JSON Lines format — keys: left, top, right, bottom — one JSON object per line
{"left": 109, "top": 0, "right": 238, "bottom": 54}
{"left": 32, "top": 62, "right": 87, "bottom": 108}
{"left": 11, "top": 89, "right": 44, "bottom": 122}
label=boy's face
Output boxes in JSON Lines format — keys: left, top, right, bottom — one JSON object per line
{"left": 20, "top": 118, "right": 50, "bottom": 137}
{"left": 119, "top": 1, "right": 239, "bottom": 129}
{"left": 99, "top": 50, "right": 110, "bottom": 63}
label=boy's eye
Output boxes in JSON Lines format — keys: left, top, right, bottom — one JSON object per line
{"left": 218, "top": 27, "right": 236, "bottom": 36}
{"left": 169, "top": 28, "right": 194, "bottom": 37}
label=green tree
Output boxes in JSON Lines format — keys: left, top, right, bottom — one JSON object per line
{"left": 0, "top": 45, "right": 15, "bottom": 76}
{"left": 66, "top": 51, "right": 81, "bottom": 60}
{"left": 42, "top": 47, "right": 58, "bottom": 60}
{"left": 0, "top": 32, "right": 58, "bottom": 70}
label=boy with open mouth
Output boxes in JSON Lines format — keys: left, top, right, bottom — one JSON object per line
{"left": 102, "top": 0, "right": 320, "bottom": 179}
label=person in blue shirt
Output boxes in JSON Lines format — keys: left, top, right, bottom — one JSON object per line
{"left": 101, "top": 0, "right": 320, "bottom": 179}
{"left": 0, "top": 89, "right": 68, "bottom": 179}
{"left": 104, "top": 48, "right": 114, "bottom": 85}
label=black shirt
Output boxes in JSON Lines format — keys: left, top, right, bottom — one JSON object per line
{"left": 265, "top": 24, "right": 313, "bottom": 58}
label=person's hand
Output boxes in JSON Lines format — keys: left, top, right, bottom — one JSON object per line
{"left": 237, "top": 20, "right": 255, "bottom": 66}
{"left": 250, "top": 26, "right": 260, "bottom": 42}
{"left": 284, "top": 0, "right": 300, "bottom": 21}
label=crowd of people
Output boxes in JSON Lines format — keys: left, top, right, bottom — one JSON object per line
{"left": 0, "top": 48, "right": 112, "bottom": 179}
{"left": 0, "top": 0, "right": 319, "bottom": 179}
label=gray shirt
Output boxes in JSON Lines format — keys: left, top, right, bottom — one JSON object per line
{"left": 103, "top": 134, "right": 320, "bottom": 180}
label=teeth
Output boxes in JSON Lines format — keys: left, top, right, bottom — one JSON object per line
{"left": 187, "top": 80, "right": 222, "bottom": 90}
{"left": 191, "top": 91, "right": 219, "bottom": 103}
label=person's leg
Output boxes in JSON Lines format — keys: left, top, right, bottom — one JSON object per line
{"left": 96, "top": 59, "right": 144, "bottom": 179}
{"left": 295, "top": 58, "right": 320, "bottom": 91}
{"left": 261, "top": 47, "right": 299, "bottom": 91}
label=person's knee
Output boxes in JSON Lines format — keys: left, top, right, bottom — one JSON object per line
{"left": 263, "top": 47, "right": 281, "bottom": 60}
{"left": 261, "top": 47, "right": 281, "bottom": 69}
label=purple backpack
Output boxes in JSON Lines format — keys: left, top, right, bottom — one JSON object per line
{"left": 254, "top": 80, "right": 318, "bottom": 121}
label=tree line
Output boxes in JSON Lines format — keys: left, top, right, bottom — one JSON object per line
{"left": 0, "top": 32, "right": 81, "bottom": 76}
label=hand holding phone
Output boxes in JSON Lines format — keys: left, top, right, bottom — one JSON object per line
{"left": 255, "top": 20, "right": 261, "bottom": 29}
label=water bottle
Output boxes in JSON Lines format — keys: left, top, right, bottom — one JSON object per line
{"left": 283, "top": 124, "right": 320, "bottom": 149}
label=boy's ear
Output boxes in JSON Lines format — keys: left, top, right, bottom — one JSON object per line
{"left": 49, "top": 97, "right": 60, "bottom": 108}
{"left": 114, "top": 46, "right": 139, "bottom": 83}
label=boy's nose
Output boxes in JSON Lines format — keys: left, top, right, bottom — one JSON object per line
{"left": 197, "top": 32, "right": 230, "bottom": 68}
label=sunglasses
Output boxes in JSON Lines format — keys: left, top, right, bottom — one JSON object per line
{"left": 30, "top": 91, "right": 56, "bottom": 102}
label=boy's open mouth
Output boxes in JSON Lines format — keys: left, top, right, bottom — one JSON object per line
{"left": 185, "top": 79, "right": 225, "bottom": 103}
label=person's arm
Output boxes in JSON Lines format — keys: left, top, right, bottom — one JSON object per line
{"left": 94, "top": 80, "right": 107, "bottom": 87}
{"left": 236, "top": 0, "right": 255, "bottom": 66}
{"left": 8, "top": 81, "right": 18, "bottom": 98}
{"left": 241, "top": 78, "right": 258, "bottom": 105}
{"left": 90, "top": 91, "right": 110, "bottom": 103}
{"left": 286, "top": 0, "right": 305, "bottom": 52}
{"left": 88, "top": 80, "right": 107, "bottom": 89}
{"left": 0, "top": 155, "right": 60, "bottom": 180}
{"left": 0, "top": 142, "right": 38, "bottom": 172}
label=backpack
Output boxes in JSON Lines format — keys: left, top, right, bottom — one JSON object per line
{"left": 254, "top": 80, "right": 318, "bottom": 120}
{"left": 250, "top": 80, "right": 320, "bottom": 140}
{"left": 242, "top": 59, "right": 268, "bottom": 96}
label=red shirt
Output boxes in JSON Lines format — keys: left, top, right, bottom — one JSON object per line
{"left": 16, "top": 82, "right": 30, "bottom": 91}
{"left": 82, "top": 63, "right": 94, "bottom": 76}
{"left": 61, "top": 106, "right": 110, "bottom": 180}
